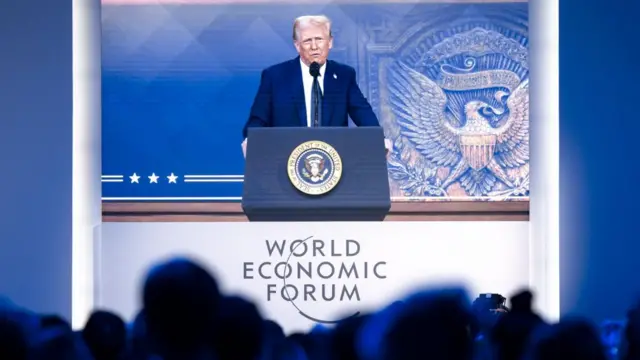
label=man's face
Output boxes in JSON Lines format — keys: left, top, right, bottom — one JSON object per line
{"left": 294, "top": 23, "right": 333, "bottom": 66}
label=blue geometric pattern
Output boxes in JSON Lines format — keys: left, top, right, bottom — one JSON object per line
{"left": 101, "top": 2, "right": 529, "bottom": 201}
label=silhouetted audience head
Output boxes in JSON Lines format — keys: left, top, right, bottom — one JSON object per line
{"left": 273, "top": 337, "right": 309, "bottom": 360}
{"left": 0, "top": 314, "right": 28, "bottom": 359}
{"left": 264, "top": 319, "right": 284, "bottom": 340}
{"left": 510, "top": 290, "right": 534, "bottom": 313}
{"left": 287, "top": 327, "right": 332, "bottom": 360}
{"left": 330, "top": 313, "right": 371, "bottom": 360}
{"left": 624, "top": 303, "right": 640, "bottom": 360}
{"left": 128, "top": 309, "right": 157, "bottom": 360}
{"left": 30, "top": 314, "right": 80, "bottom": 359}
{"left": 260, "top": 319, "right": 287, "bottom": 359}
{"left": 356, "top": 300, "right": 405, "bottom": 360}
{"left": 380, "top": 287, "right": 474, "bottom": 360}
{"left": 491, "top": 290, "right": 546, "bottom": 360}
{"left": 526, "top": 317, "right": 608, "bottom": 360}
{"left": 142, "top": 257, "right": 221, "bottom": 355}
{"left": 213, "top": 295, "right": 264, "bottom": 360}
{"left": 82, "top": 310, "right": 126, "bottom": 360}
{"left": 287, "top": 331, "right": 312, "bottom": 357}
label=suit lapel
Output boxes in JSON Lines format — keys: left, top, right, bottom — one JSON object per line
{"left": 322, "top": 61, "right": 336, "bottom": 126}
{"left": 291, "top": 58, "right": 307, "bottom": 127}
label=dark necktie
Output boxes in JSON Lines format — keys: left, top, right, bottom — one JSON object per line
{"left": 311, "top": 75, "right": 322, "bottom": 127}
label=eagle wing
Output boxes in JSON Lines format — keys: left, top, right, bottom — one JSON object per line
{"left": 387, "top": 61, "right": 460, "bottom": 167}
{"left": 494, "top": 79, "right": 529, "bottom": 168}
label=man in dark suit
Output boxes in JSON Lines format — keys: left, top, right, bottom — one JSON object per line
{"left": 241, "top": 15, "right": 390, "bottom": 157}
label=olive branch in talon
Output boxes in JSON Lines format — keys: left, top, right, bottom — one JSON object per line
{"left": 387, "top": 137, "right": 448, "bottom": 198}
{"left": 487, "top": 173, "right": 530, "bottom": 199}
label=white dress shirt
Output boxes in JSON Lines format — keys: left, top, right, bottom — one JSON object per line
{"left": 300, "top": 59, "right": 326, "bottom": 127}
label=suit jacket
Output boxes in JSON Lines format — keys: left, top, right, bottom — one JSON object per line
{"left": 242, "top": 57, "right": 380, "bottom": 138}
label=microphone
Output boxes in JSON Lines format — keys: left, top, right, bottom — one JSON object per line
{"left": 309, "top": 62, "right": 320, "bottom": 77}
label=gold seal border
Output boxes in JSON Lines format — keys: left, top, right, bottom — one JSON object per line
{"left": 287, "top": 140, "right": 343, "bottom": 196}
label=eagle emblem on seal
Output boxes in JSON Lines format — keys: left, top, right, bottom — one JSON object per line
{"left": 387, "top": 60, "right": 529, "bottom": 196}
{"left": 303, "top": 154, "right": 328, "bottom": 183}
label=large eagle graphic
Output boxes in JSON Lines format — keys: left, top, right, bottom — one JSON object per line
{"left": 387, "top": 61, "right": 529, "bottom": 196}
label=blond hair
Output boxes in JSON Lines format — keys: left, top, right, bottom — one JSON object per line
{"left": 292, "top": 15, "right": 332, "bottom": 40}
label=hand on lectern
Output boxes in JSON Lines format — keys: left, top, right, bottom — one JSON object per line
{"left": 384, "top": 138, "right": 392, "bottom": 159}
{"left": 241, "top": 138, "right": 247, "bottom": 158}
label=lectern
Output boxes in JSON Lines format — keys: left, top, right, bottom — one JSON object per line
{"left": 242, "top": 127, "right": 391, "bottom": 221}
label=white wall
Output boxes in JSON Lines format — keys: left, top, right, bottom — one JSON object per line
{"left": 72, "top": 0, "right": 103, "bottom": 329}
{"left": 97, "top": 221, "right": 531, "bottom": 333}
{"left": 529, "top": 0, "right": 559, "bottom": 321}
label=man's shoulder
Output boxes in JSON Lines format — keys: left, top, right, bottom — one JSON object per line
{"left": 327, "top": 60, "right": 356, "bottom": 76}
{"left": 262, "top": 58, "right": 298, "bottom": 75}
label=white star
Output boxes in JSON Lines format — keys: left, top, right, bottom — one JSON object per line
{"left": 167, "top": 173, "right": 178, "bottom": 184}
{"left": 148, "top": 173, "right": 159, "bottom": 184}
{"left": 129, "top": 173, "right": 140, "bottom": 183}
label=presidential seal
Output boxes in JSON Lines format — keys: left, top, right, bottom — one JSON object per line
{"left": 287, "top": 141, "right": 342, "bottom": 196}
